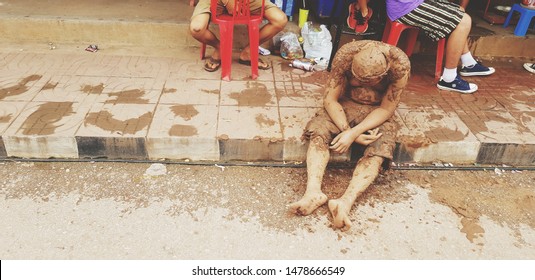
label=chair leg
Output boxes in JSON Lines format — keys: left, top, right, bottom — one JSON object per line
{"left": 402, "top": 29, "right": 419, "bottom": 57}
{"left": 219, "top": 23, "right": 234, "bottom": 81}
{"left": 435, "top": 38, "right": 446, "bottom": 83}
{"left": 514, "top": 14, "right": 534, "bottom": 36}
{"left": 503, "top": 4, "right": 520, "bottom": 28}
{"left": 248, "top": 24, "right": 260, "bottom": 80}
{"left": 200, "top": 43, "right": 206, "bottom": 60}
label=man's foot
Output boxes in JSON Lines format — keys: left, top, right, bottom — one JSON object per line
{"left": 289, "top": 192, "right": 328, "bottom": 216}
{"left": 203, "top": 57, "right": 221, "bottom": 72}
{"left": 437, "top": 75, "right": 478, "bottom": 94}
{"left": 238, "top": 58, "right": 271, "bottom": 70}
{"left": 328, "top": 199, "right": 352, "bottom": 230}
{"left": 523, "top": 63, "right": 535, "bottom": 74}
{"left": 347, "top": 4, "right": 373, "bottom": 34}
{"left": 459, "top": 62, "right": 495, "bottom": 76}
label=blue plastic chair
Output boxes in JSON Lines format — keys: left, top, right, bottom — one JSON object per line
{"left": 503, "top": 4, "right": 535, "bottom": 36}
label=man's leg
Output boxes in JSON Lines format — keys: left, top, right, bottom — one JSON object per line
{"left": 190, "top": 13, "right": 221, "bottom": 69}
{"left": 328, "top": 156, "right": 384, "bottom": 229}
{"left": 289, "top": 137, "right": 329, "bottom": 215}
{"left": 238, "top": 7, "right": 287, "bottom": 68}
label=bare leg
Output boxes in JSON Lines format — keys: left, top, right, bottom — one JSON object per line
{"left": 239, "top": 7, "right": 288, "bottom": 65}
{"left": 358, "top": 0, "right": 370, "bottom": 17}
{"left": 444, "top": 13, "right": 471, "bottom": 69}
{"left": 328, "top": 156, "right": 384, "bottom": 230}
{"left": 289, "top": 137, "right": 329, "bottom": 215}
{"left": 190, "top": 13, "right": 221, "bottom": 61}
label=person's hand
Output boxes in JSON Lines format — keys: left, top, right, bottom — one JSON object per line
{"left": 354, "top": 128, "right": 382, "bottom": 146}
{"left": 330, "top": 130, "right": 357, "bottom": 154}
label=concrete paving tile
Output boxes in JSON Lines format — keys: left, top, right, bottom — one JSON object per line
{"left": 275, "top": 80, "right": 324, "bottom": 108}
{"left": 0, "top": 73, "right": 48, "bottom": 102}
{"left": 98, "top": 76, "right": 164, "bottom": 104}
{"left": 457, "top": 110, "right": 535, "bottom": 144}
{"left": 146, "top": 104, "right": 220, "bottom": 161}
{"left": 0, "top": 53, "right": 59, "bottom": 76}
{"left": 217, "top": 105, "right": 283, "bottom": 161}
{"left": 0, "top": 137, "right": 5, "bottom": 157}
{"left": 0, "top": 101, "right": 28, "bottom": 134}
{"left": 75, "top": 103, "right": 156, "bottom": 159}
{"left": 31, "top": 75, "right": 107, "bottom": 104}
{"left": 279, "top": 107, "right": 313, "bottom": 162}
{"left": 73, "top": 55, "right": 172, "bottom": 78}
{"left": 76, "top": 103, "right": 156, "bottom": 137}
{"left": 395, "top": 108, "right": 480, "bottom": 164}
{"left": 159, "top": 79, "right": 221, "bottom": 105}
{"left": 2, "top": 101, "right": 91, "bottom": 158}
{"left": 219, "top": 80, "right": 277, "bottom": 107}
{"left": 483, "top": 86, "right": 535, "bottom": 112}
{"left": 168, "top": 59, "right": 221, "bottom": 81}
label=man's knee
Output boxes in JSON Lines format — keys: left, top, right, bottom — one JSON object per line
{"left": 266, "top": 9, "right": 288, "bottom": 30}
{"left": 190, "top": 15, "right": 209, "bottom": 36}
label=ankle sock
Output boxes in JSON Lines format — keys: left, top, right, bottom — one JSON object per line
{"left": 461, "top": 52, "right": 477, "bottom": 67}
{"left": 441, "top": 68, "right": 458, "bottom": 83}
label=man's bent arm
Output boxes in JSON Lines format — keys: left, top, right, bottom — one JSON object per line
{"left": 324, "top": 76, "right": 350, "bottom": 131}
{"left": 348, "top": 73, "right": 409, "bottom": 136}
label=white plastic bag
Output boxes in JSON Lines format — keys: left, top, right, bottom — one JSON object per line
{"left": 301, "top": 22, "right": 332, "bottom": 62}
{"left": 280, "top": 32, "right": 304, "bottom": 60}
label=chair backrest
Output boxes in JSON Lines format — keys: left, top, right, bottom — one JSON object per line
{"left": 210, "top": 0, "right": 265, "bottom": 22}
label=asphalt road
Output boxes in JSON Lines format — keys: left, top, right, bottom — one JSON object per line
{"left": 1, "top": 160, "right": 534, "bottom": 260}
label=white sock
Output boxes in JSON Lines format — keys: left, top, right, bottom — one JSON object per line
{"left": 441, "top": 68, "right": 458, "bottom": 83}
{"left": 461, "top": 52, "right": 477, "bottom": 67}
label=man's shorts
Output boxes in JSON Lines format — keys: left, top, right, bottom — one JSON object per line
{"left": 191, "top": 0, "right": 278, "bottom": 19}
{"left": 396, "top": 0, "right": 464, "bottom": 42}
{"left": 303, "top": 97, "right": 399, "bottom": 161}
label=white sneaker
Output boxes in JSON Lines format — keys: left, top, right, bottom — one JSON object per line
{"left": 259, "top": 46, "right": 270, "bottom": 56}
{"left": 523, "top": 63, "right": 535, "bottom": 74}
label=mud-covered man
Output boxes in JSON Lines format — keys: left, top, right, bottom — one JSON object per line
{"left": 289, "top": 40, "right": 410, "bottom": 230}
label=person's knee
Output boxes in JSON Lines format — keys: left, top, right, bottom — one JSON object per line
{"left": 190, "top": 15, "right": 209, "bottom": 37}
{"left": 456, "top": 13, "right": 472, "bottom": 33}
{"left": 267, "top": 9, "right": 288, "bottom": 30}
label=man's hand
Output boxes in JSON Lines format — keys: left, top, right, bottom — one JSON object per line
{"left": 330, "top": 130, "right": 357, "bottom": 154}
{"left": 355, "top": 128, "right": 382, "bottom": 145}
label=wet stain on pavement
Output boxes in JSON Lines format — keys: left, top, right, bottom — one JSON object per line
{"left": 163, "top": 88, "right": 177, "bottom": 94}
{"left": 169, "top": 124, "right": 198, "bottom": 136}
{"left": 84, "top": 110, "right": 152, "bottom": 135}
{"left": 81, "top": 83, "right": 105, "bottom": 94}
{"left": 42, "top": 81, "right": 58, "bottom": 91}
{"left": 200, "top": 88, "right": 220, "bottom": 95}
{"left": 21, "top": 102, "right": 74, "bottom": 135}
{"left": 106, "top": 89, "right": 149, "bottom": 104}
{"left": 171, "top": 105, "right": 199, "bottom": 121}
{"left": 0, "top": 75, "right": 42, "bottom": 100}
{"left": 229, "top": 81, "right": 271, "bottom": 106}
{"left": 255, "top": 113, "right": 276, "bottom": 128}
{"left": 0, "top": 114, "right": 12, "bottom": 123}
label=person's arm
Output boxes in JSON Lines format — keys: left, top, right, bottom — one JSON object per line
{"left": 323, "top": 75, "right": 350, "bottom": 132}
{"left": 330, "top": 47, "right": 410, "bottom": 153}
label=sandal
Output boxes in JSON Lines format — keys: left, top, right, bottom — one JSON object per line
{"left": 203, "top": 57, "right": 221, "bottom": 72}
{"left": 238, "top": 58, "right": 271, "bottom": 70}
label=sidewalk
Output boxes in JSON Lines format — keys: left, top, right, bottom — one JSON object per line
{"left": 1, "top": 48, "right": 535, "bottom": 166}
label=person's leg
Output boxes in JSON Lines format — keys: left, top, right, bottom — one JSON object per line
{"left": 358, "top": 0, "right": 370, "bottom": 17}
{"left": 459, "top": 0, "right": 469, "bottom": 10}
{"left": 443, "top": 12, "right": 471, "bottom": 70}
{"left": 238, "top": 6, "right": 287, "bottom": 67}
{"left": 289, "top": 137, "right": 330, "bottom": 215}
{"left": 190, "top": 13, "right": 221, "bottom": 69}
{"left": 328, "top": 156, "right": 384, "bottom": 230}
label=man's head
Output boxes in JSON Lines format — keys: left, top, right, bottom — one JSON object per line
{"left": 351, "top": 47, "right": 389, "bottom": 85}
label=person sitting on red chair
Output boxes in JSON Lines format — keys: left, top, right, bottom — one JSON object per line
{"left": 386, "top": 0, "right": 494, "bottom": 94}
{"left": 190, "top": 0, "right": 287, "bottom": 72}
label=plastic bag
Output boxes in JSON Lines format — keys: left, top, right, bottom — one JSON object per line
{"left": 280, "top": 32, "right": 304, "bottom": 60}
{"left": 301, "top": 22, "right": 332, "bottom": 62}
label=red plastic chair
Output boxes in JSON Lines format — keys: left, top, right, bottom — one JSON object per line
{"left": 382, "top": 19, "right": 446, "bottom": 83}
{"left": 200, "top": 0, "right": 265, "bottom": 81}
